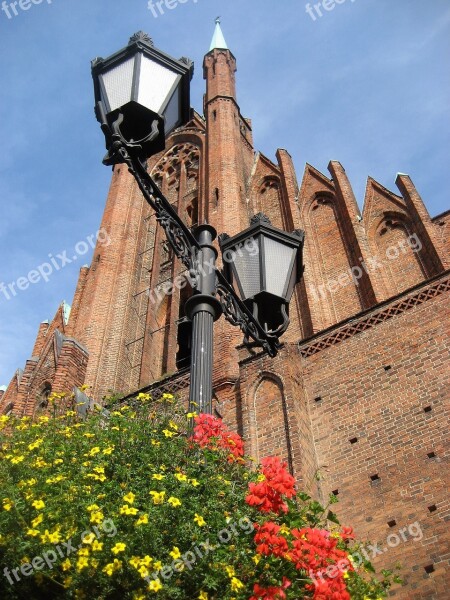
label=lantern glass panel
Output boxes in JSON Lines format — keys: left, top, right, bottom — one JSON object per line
{"left": 232, "top": 242, "right": 261, "bottom": 300}
{"left": 263, "top": 237, "right": 296, "bottom": 299}
{"left": 101, "top": 57, "right": 135, "bottom": 112}
{"left": 163, "top": 88, "right": 181, "bottom": 135}
{"left": 138, "top": 55, "right": 180, "bottom": 115}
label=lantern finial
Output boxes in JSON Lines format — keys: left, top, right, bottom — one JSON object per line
{"left": 128, "top": 31, "right": 154, "bottom": 47}
{"left": 250, "top": 213, "right": 271, "bottom": 226}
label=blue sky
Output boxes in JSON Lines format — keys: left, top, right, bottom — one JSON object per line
{"left": 0, "top": 0, "right": 449, "bottom": 387}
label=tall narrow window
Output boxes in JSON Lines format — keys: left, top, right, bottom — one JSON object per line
{"left": 187, "top": 198, "right": 199, "bottom": 227}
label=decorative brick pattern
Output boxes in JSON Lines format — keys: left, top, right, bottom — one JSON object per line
{"left": 299, "top": 273, "right": 450, "bottom": 357}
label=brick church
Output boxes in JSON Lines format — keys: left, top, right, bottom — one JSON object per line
{"left": 1, "top": 23, "right": 449, "bottom": 599}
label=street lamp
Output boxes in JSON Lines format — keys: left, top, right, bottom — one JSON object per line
{"left": 219, "top": 213, "right": 304, "bottom": 337}
{"left": 91, "top": 33, "right": 305, "bottom": 414}
{"left": 92, "top": 31, "right": 193, "bottom": 164}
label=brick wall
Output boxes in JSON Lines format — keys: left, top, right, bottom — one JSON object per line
{"left": 237, "top": 273, "right": 450, "bottom": 599}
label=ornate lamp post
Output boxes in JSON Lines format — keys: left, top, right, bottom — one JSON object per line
{"left": 91, "top": 32, "right": 305, "bottom": 414}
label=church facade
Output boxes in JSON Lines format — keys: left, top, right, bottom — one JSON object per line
{"left": 1, "top": 25, "right": 449, "bottom": 599}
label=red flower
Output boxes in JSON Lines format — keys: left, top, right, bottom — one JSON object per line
{"left": 254, "top": 522, "right": 289, "bottom": 557}
{"left": 307, "top": 577, "right": 351, "bottom": 600}
{"left": 190, "top": 414, "right": 244, "bottom": 461}
{"left": 340, "top": 526, "right": 355, "bottom": 541}
{"left": 250, "top": 577, "right": 291, "bottom": 600}
{"left": 245, "top": 456, "right": 296, "bottom": 514}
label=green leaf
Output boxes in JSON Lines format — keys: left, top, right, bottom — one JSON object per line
{"left": 327, "top": 510, "right": 340, "bottom": 524}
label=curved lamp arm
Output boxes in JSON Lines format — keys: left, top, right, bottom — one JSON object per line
{"left": 97, "top": 109, "right": 282, "bottom": 357}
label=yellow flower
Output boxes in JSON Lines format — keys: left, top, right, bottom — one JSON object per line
{"left": 3, "top": 499, "right": 13, "bottom": 511}
{"left": 89, "top": 447, "right": 101, "bottom": 456}
{"left": 175, "top": 473, "right": 188, "bottom": 482}
{"left": 103, "top": 446, "right": 114, "bottom": 455}
{"left": 120, "top": 505, "right": 138, "bottom": 515}
{"left": 41, "top": 529, "right": 61, "bottom": 544}
{"left": 169, "top": 547, "right": 181, "bottom": 560}
{"left": 141, "top": 555, "right": 153, "bottom": 567}
{"left": 199, "top": 592, "right": 208, "bottom": 600}
{"left": 230, "top": 577, "right": 244, "bottom": 591}
{"left": 93, "top": 466, "right": 105, "bottom": 474}
{"left": 190, "top": 478, "right": 200, "bottom": 487}
{"left": 129, "top": 556, "right": 141, "bottom": 569}
{"left": 61, "top": 559, "right": 71, "bottom": 571}
{"left": 112, "top": 542, "right": 126, "bottom": 555}
{"left": 123, "top": 492, "right": 135, "bottom": 504}
{"left": 76, "top": 557, "right": 89, "bottom": 571}
{"left": 138, "top": 565, "right": 149, "bottom": 579}
{"left": 92, "top": 540, "right": 103, "bottom": 552}
{"left": 194, "top": 514, "right": 206, "bottom": 527}
{"left": 187, "top": 412, "right": 198, "bottom": 419}
{"left": 26, "top": 529, "right": 40, "bottom": 537}
{"left": 169, "top": 420, "right": 178, "bottom": 431}
{"left": 86, "top": 473, "right": 107, "bottom": 482}
{"left": 133, "top": 594, "right": 147, "bottom": 600}
{"left": 257, "top": 474, "right": 266, "bottom": 482}
{"left": 137, "top": 392, "right": 151, "bottom": 402}
{"left": 225, "top": 566, "right": 235, "bottom": 578}
{"left": 162, "top": 429, "right": 175, "bottom": 438}
{"left": 279, "top": 524, "right": 290, "bottom": 535}
{"left": 343, "top": 571, "right": 350, "bottom": 579}
{"left": 168, "top": 497, "right": 182, "bottom": 508}
{"left": 149, "top": 578, "right": 162, "bottom": 592}
{"left": 90, "top": 511, "right": 104, "bottom": 524}
{"left": 153, "top": 560, "right": 162, "bottom": 571}
{"left": 103, "top": 559, "right": 122, "bottom": 576}
{"left": 136, "top": 514, "right": 149, "bottom": 526}
{"left": 82, "top": 533, "right": 96, "bottom": 545}
{"left": 86, "top": 504, "right": 100, "bottom": 512}
{"left": 11, "top": 455, "right": 25, "bottom": 464}
{"left": 252, "top": 554, "right": 261, "bottom": 565}
{"left": 31, "top": 513, "right": 44, "bottom": 527}
{"left": 152, "top": 474, "right": 165, "bottom": 480}
{"left": 32, "top": 500, "right": 45, "bottom": 510}
{"left": 149, "top": 491, "right": 165, "bottom": 505}
{"left": 78, "top": 548, "right": 89, "bottom": 557}
{"left": 28, "top": 439, "right": 43, "bottom": 450}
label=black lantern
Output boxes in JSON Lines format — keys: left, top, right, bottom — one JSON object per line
{"left": 219, "top": 213, "right": 304, "bottom": 335}
{"left": 91, "top": 31, "right": 194, "bottom": 164}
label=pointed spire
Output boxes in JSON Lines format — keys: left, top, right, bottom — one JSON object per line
{"left": 61, "top": 301, "right": 71, "bottom": 325}
{"left": 209, "top": 17, "right": 228, "bottom": 51}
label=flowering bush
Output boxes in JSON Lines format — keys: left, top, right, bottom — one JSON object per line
{"left": 0, "top": 392, "right": 399, "bottom": 599}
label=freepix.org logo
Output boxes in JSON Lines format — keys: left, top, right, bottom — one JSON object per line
{"left": 0, "top": 229, "right": 111, "bottom": 302}
{"left": 148, "top": 0, "right": 199, "bottom": 19}
{"left": 1, "top": 0, "right": 53, "bottom": 20}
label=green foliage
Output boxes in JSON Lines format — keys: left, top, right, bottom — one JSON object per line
{"left": 0, "top": 393, "right": 399, "bottom": 599}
